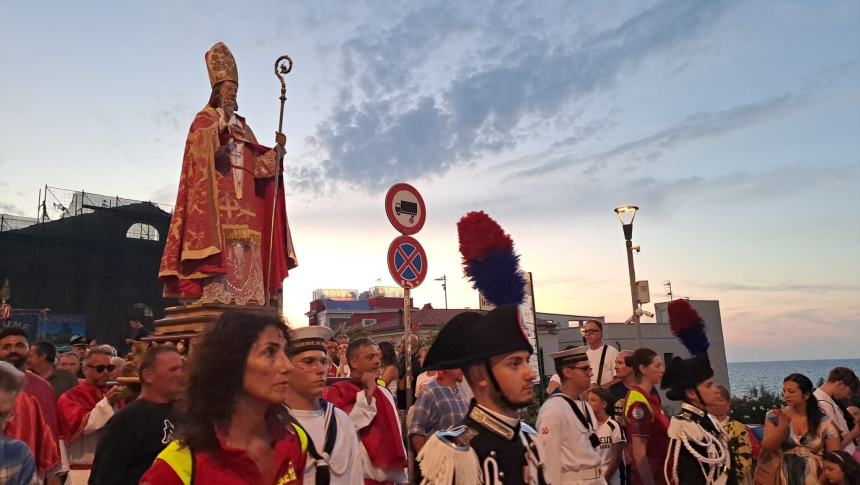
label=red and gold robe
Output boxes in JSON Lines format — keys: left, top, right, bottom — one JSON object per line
{"left": 3, "top": 390, "right": 59, "bottom": 475}
{"left": 57, "top": 382, "right": 118, "bottom": 483}
{"left": 159, "top": 106, "right": 297, "bottom": 303}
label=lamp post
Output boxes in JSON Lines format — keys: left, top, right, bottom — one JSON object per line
{"left": 434, "top": 275, "right": 448, "bottom": 309}
{"left": 614, "top": 205, "right": 641, "bottom": 348}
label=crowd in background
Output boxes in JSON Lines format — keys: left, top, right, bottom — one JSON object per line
{"left": 1, "top": 315, "right": 858, "bottom": 485}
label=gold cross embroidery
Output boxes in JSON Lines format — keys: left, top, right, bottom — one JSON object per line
{"left": 219, "top": 200, "right": 256, "bottom": 219}
{"left": 219, "top": 200, "right": 241, "bottom": 219}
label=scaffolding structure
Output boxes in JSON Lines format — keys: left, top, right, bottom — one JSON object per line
{"left": 0, "top": 185, "right": 173, "bottom": 232}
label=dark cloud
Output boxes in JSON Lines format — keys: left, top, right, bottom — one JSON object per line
{"left": 294, "top": 0, "right": 736, "bottom": 192}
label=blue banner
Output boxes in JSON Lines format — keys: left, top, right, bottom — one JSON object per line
{"left": 1, "top": 310, "right": 41, "bottom": 340}
{"left": 38, "top": 313, "right": 87, "bottom": 347}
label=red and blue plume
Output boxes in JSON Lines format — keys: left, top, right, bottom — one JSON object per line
{"left": 457, "top": 211, "right": 526, "bottom": 306}
{"left": 667, "top": 299, "right": 709, "bottom": 356}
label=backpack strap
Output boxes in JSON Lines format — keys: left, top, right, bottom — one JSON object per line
{"left": 596, "top": 345, "right": 609, "bottom": 386}
{"left": 155, "top": 441, "right": 194, "bottom": 485}
{"left": 287, "top": 404, "right": 335, "bottom": 485}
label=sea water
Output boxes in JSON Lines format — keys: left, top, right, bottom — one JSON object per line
{"left": 728, "top": 358, "right": 860, "bottom": 397}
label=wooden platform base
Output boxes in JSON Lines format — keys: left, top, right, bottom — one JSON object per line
{"left": 150, "top": 303, "right": 279, "bottom": 340}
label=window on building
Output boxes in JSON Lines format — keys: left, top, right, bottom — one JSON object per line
{"left": 126, "top": 223, "right": 160, "bottom": 241}
{"left": 664, "top": 352, "right": 674, "bottom": 365}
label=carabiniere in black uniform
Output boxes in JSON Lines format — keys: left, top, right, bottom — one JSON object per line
{"left": 416, "top": 305, "right": 546, "bottom": 485}
{"left": 662, "top": 300, "right": 733, "bottom": 485}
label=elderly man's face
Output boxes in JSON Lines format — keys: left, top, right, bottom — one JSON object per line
{"left": 219, "top": 81, "right": 238, "bottom": 114}
{"left": 58, "top": 355, "right": 79, "bottom": 373}
{"left": 614, "top": 352, "right": 632, "bottom": 379}
{"left": 145, "top": 351, "right": 185, "bottom": 402}
{"left": 349, "top": 344, "right": 381, "bottom": 378}
{"left": 83, "top": 353, "right": 113, "bottom": 388}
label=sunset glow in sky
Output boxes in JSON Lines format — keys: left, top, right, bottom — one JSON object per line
{"left": 1, "top": 1, "right": 858, "bottom": 361}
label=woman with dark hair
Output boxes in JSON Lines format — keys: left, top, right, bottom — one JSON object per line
{"left": 821, "top": 450, "right": 860, "bottom": 485}
{"left": 624, "top": 348, "right": 669, "bottom": 485}
{"left": 140, "top": 311, "right": 306, "bottom": 485}
{"left": 377, "top": 340, "right": 400, "bottom": 397}
{"left": 761, "top": 373, "right": 840, "bottom": 485}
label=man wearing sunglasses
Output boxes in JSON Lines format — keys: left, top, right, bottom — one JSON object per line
{"left": 57, "top": 347, "right": 123, "bottom": 484}
{"left": 581, "top": 320, "right": 620, "bottom": 388}
{"left": 537, "top": 346, "right": 606, "bottom": 484}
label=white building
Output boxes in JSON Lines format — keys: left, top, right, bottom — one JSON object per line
{"left": 538, "top": 300, "right": 730, "bottom": 413}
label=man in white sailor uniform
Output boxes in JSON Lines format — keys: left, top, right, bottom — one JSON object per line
{"left": 286, "top": 326, "right": 363, "bottom": 484}
{"left": 417, "top": 305, "right": 547, "bottom": 485}
{"left": 536, "top": 346, "right": 606, "bottom": 484}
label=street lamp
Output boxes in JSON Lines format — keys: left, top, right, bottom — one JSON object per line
{"left": 614, "top": 205, "right": 641, "bottom": 348}
{"left": 434, "top": 275, "right": 448, "bottom": 309}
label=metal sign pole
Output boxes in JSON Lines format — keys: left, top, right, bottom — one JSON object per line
{"left": 403, "top": 286, "right": 414, "bottom": 481}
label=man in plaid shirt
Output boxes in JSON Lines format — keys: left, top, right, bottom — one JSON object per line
{"left": 408, "top": 369, "right": 470, "bottom": 481}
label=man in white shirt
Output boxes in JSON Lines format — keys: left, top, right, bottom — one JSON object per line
{"left": 286, "top": 326, "right": 362, "bottom": 484}
{"left": 814, "top": 366, "right": 860, "bottom": 454}
{"left": 537, "top": 345, "right": 606, "bottom": 484}
{"left": 581, "top": 320, "right": 619, "bottom": 387}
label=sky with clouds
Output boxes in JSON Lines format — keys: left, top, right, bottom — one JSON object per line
{"left": 1, "top": 1, "right": 858, "bottom": 362}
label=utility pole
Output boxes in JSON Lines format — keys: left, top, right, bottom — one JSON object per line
{"left": 434, "top": 275, "right": 447, "bottom": 309}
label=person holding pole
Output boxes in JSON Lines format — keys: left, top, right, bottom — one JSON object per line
{"left": 158, "top": 42, "right": 297, "bottom": 305}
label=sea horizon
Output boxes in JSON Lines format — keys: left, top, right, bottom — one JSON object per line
{"left": 728, "top": 356, "right": 859, "bottom": 364}
{"left": 727, "top": 357, "right": 859, "bottom": 396}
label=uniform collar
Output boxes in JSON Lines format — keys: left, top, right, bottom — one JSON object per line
{"left": 680, "top": 402, "right": 707, "bottom": 417}
{"left": 468, "top": 403, "right": 519, "bottom": 441}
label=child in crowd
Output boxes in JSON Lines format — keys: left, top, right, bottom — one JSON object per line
{"left": 821, "top": 450, "right": 860, "bottom": 485}
{"left": 587, "top": 386, "right": 626, "bottom": 485}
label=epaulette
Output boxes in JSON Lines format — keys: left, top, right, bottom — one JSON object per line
{"left": 667, "top": 414, "right": 709, "bottom": 441}
{"left": 435, "top": 425, "right": 479, "bottom": 450}
{"left": 520, "top": 421, "right": 538, "bottom": 437}
{"left": 417, "top": 427, "right": 482, "bottom": 485}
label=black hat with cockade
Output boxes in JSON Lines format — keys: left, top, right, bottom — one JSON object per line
{"left": 423, "top": 304, "right": 533, "bottom": 371}
{"left": 660, "top": 299, "right": 716, "bottom": 401}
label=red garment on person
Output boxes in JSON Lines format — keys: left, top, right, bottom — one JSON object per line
{"left": 140, "top": 411, "right": 306, "bottom": 485}
{"left": 325, "top": 381, "right": 407, "bottom": 471}
{"left": 158, "top": 106, "right": 297, "bottom": 300}
{"left": 3, "top": 389, "right": 59, "bottom": 475}
{"left": 56, "top": 381, "right": 118, "bottom": 442}
{"left": 625, "top": 384, "right": 670, "bottom": 485}
{"left": 24, "top": 371, "right": 60, "bottom": 440}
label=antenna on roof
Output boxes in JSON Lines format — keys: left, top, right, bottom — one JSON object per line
{"left": 664, "top": 280, "right": 673, "bottom": 300}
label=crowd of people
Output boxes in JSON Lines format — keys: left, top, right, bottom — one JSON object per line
{"left": 1, "top": 311, "right": 858, "bottom": 485}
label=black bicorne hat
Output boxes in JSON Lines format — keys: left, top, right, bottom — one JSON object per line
{"left": 661, "top": 354, "right": 714, "bottom": 400}
{"left": 423, "top": 304, "right": 534, "bottom": 371}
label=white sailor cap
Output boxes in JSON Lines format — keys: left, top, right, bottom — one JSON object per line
{"left": 288, "top": 326, "right": 334, "bottom": 355}
{"left": 549, "top": 345, "right": 590, "bottom": 367}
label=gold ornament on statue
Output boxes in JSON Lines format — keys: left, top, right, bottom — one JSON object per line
{"left": 205, "top": 42, "right": 239, "bottom": 88}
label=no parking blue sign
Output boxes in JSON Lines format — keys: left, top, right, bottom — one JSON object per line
{"left": 387, "top": 235, "right": 428, "bottom": 289}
